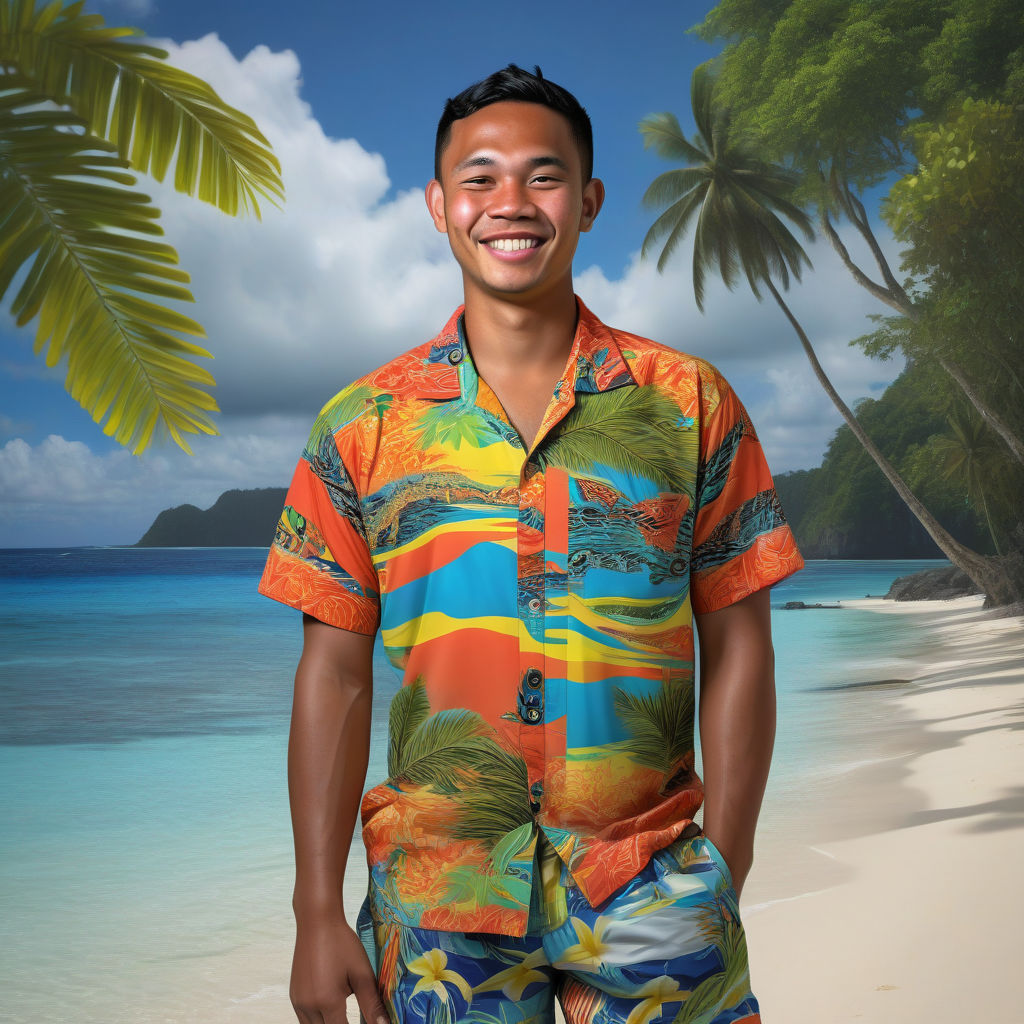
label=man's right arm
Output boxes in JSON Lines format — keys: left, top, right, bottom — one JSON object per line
{"left": 287, "top": 612, "right": 389, "bottom": 1024}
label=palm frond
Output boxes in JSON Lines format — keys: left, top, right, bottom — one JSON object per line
{"left": 451, "top": 744, "right": 533, "bottom": 847}
{"left": 638, "top": 110, "right": 706, "bottom": 165}
{"left": 640, "top": 166, "right": 707, "bottom": 212}
{"left": 639, "top": 61, "right": 814, "bottom": 317}
{"left": 0, "top": 91, "right": 217, "bottom": 452}
{"left": 613, "top": 679, "right": 694, "bottom": 774}
{"left": 536, "top": 387, "right": 698, "bottom": 495}
{"left": 412, "top": 399, "right": 496, "bottom": 450}
{"left": 387, "top": 674, "right": 431, "bottom": 779}
{"left": 689, "top": 62, "right": 720, "bottom": 157}
{"left": 391, "top": 708, "right": 496, "bottom": 795}
{"left": 2, "top": 0, "right": 283, "bottom": 217}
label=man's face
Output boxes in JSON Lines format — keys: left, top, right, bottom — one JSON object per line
{"left": 426, "top": 101, "right": 604, "bottom": 306}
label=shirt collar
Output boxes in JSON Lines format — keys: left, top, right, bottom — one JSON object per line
{"left": 415, "top": 294, "right": 638, "bottom": 400}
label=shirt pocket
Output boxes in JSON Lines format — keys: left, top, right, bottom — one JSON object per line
{"left": 567, "top": 475, "right": 694, "bottom": 649}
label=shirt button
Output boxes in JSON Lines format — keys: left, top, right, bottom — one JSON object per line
{"left": 525, "top": 668, "right": 543, "bottom": 689}
{"left": 525, "top": 707, "right": 541, "bottom": 723}
{"left": 447, "top": 347, "right": 463, "bottom": 365}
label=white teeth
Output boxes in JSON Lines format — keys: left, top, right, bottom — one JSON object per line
{"left": 486, "top": 238, "right": 539, "bottom": 252}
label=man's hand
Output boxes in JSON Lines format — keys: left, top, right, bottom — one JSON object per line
{"left": 291, "top": 908, "right": 388, "bottom": 1024}
{"left": 704, "top": 831, "right": 751, "bottom": 901}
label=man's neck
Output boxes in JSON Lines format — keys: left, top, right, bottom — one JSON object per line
{"left": 461, "top": 283, "right": 579, "bottom": 383}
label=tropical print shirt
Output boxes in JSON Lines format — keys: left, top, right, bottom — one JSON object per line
{"left": 258, "top": 295, "right": 805, "bottom": 937}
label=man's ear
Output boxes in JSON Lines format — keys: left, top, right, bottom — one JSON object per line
{"left": 425, "top": 179, "right": 448, "bottom": 234}
{"left": 579, "top": 177, "right": 605, "bottom": 233}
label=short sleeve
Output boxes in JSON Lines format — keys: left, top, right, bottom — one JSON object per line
{"left": 690, "top": 362, "right": 805, "bottom": 615}
{"left": 258, "top": 407, "right": 381, "bottom": 636}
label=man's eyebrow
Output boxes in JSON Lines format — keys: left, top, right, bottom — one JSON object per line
{"left": 452, "top": 154, "right": 571, "bottom": 174}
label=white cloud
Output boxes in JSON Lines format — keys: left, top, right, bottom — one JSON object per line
{"left": 0, "top": 417, "right": 308, "bottom": 547}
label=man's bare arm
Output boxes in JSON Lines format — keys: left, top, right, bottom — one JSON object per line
{"left": 288, "top": 613, "right": 388, "bottom": 1024}
{"left": 693, "top": 587, "right": 777, "bottom": 899}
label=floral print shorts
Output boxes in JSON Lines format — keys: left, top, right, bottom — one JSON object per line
{"left": 356, "top": 826, "right": 761, "bottom": 1024}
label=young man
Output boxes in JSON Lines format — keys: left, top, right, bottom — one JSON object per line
{"left": 259, "top": 64, "right": 804, "bottom": 1024}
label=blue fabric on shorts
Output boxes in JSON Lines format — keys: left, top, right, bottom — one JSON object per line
{"left": 356, "top": 827, "right": 761, "bottom": 1024}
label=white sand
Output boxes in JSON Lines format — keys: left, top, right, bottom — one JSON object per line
{"left": 743, "top": 594, "right": 1024, "bottom": 1023}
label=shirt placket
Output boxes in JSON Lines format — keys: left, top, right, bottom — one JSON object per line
{"left": 455, "top": 316, "right": 582, "bottom": 842}
{"left": 521, "top": 378, "right": 578, "bottom": 827}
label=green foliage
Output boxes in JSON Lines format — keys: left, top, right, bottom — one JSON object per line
{"left": 775, "top": 359, "right": 1023, "bottom": 558}
{"left": 389, "top": 705, "right": 496, "bottom": 795}
{"left": 309, "top": 385, "right": 380, "bottom": 444}
{"left": 887, "top": 98, "right": 1023, "bottom": 239}
{"left": 0, "top": 0, "right": 284, "bottom": 452}
{"left": 692, "top": 0, "right": 1024, "bottom": 567}
{"left": 690, "top": 0, "right": 1024, "bottom": 204}
{"left": 451, "top": 747, "right": 534, "bottom": 850}
{"left": 413, "top": 399, "right": 497, "bottom": 451}
{"left": 671, "top": 918, "right": 749, "bottom": 1023}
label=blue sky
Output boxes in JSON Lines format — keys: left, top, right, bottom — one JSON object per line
{"left": 0, "top": 0, "right": 908, "bottom": 545}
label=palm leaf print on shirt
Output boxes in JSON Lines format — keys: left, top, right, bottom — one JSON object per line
{"left": 309, "top": 385, "right": 388, "bottom": 440}
{"left": 535, "top": 386, "right": 698, "bottom": 495}
{"left": 450, "top": 745, "right": 534, "bottom": 847}
{"left": 387, "top": 678, "right": 533, "bottom": 847}
{"left": 613, "top": 677, "right": 695, "bottom": 794}
{"left": 412, "top": 400, "right": 496, "bottom": 450}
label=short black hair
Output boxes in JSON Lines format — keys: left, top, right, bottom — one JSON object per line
{"left": 434, "top": 64, "right": 593, "bottom": 183}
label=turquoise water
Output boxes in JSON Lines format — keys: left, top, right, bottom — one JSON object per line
{"left": 0, "top": 549, "right": 946, "bottom": 1021}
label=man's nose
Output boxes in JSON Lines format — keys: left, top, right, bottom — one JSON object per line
{"left": 486, "top": 178, "right": 536, "bottom": 219}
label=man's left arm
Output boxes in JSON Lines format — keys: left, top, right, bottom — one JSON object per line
{"left": 693, "top": 585, "right": 776, "bottom": 900}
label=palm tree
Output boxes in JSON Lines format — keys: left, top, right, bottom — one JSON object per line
{"left": 0, "top": 0, "right": 284, "bottom": 453}
{"left": 638, "top": 62, "right": 1020, "bottom": 606}
{"left": 934, "top": 406, "right": 1006, "bottom": 557}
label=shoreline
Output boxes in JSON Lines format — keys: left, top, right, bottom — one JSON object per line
{"left": 743, "top": 594, "right": 1024, "bottom": 1022}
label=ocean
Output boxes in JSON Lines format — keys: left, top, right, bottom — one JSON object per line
{"left": 0, "top": 548, "right": 948, "bottom": 1022}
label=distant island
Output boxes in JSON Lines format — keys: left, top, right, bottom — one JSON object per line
{"left": 136, "top": 488, "right": 286, "bottom": 547}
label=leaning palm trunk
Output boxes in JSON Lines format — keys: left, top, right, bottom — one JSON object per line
{"left": 935, "top": 353, "right": 1024, "bottom": 466}
{"left": 819, "top": 198, "right": 1024, "bottom": 467}
{"left": 764, "top": 275, "right": 1021, "bottom": 606}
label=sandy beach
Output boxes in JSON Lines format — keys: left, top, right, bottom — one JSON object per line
{"left": 744, "top": 594, "right": 1024, "bottom": 1023}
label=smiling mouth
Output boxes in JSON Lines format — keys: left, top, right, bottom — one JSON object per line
{"left": 483, "top": 238, "right": 542, "bottom": 252}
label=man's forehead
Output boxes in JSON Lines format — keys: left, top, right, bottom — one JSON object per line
{"left": 443, "top": 102, "right": 578, "bottom": 168}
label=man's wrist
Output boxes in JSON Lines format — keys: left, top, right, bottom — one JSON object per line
{"left": 292, "top": 885, "right": 347, "bottom": 923}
